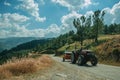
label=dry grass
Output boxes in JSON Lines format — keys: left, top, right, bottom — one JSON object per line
{"left": 95, "top": 36, "right": 120, "bottom": 66}
{"left": 0, "top": 55, "right": 53, "bottom": 80}
{"left": 99, "top": 61, "right": 120, "bottom": 66}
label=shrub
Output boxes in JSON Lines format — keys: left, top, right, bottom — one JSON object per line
{"left": 0, "top": 55, "right": 53, "bottom": 79}
{"left": 112, "top": 49, "right": 120, "bottom": 62}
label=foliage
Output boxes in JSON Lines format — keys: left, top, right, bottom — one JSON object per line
{"left": 0, "top": 39, "right": 48, "bottom": 64}
{"left": 73, "top": 15, "right": 92, "bottom": 46}
{"left": 103, "top": 24, "right": 120, "bottom": 34}
{"left": 92, "top": 10, "right": 105, "bottom": 43}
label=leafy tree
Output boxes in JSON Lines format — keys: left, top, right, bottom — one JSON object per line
{"left": 73, "top": 16, "right": 86, "bottom": 46}
{"left": 92, "top": 10, "right": 105, "bottom": 43}
{"left": 73, "top": 15, "right": 92, "bottom": 46}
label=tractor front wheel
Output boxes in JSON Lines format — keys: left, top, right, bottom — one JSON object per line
{"left": 71, "top": 52, "right": 76, "bottom": 64}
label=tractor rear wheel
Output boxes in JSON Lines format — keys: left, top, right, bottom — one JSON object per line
{"left": 78, "top": 55, "right": 84, "bottom": 65}
{"left": 91, "top": 56, "right": 98, "bottom": 66}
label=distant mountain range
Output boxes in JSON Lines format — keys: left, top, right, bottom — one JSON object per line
{"left": 0, "top": 37, "right": 43, "bottom": 52}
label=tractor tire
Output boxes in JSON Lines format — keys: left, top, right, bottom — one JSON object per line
{"left": 91, "top": 56, "right": 98, "bottom": 66}
{"left": 63, "top": 58, "right": 65, "bottom": 62}
{"left": 71, "top": 52, "right": 76, "bottom": 64}
{"left": 77, "top": 55, "right": 84, "bottom": 66}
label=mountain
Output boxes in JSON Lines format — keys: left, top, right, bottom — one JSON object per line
{"left": 0, "top": 38, "right": 50, "bottom": 64}
{"left": 0, "top": 37, "right": 43, "bottom": 52}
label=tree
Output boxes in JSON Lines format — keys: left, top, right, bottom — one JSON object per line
{"left": 84, "top": 16, "right": 92, "bottom": 39}
{"left": 73, "top": 16, "right": 86, "bottom": 46}
{"left": 92, "top": 10, "right": 105, "bottom": 44}
{"left": 103, "top": 25, "right": 109, "bottom": 34}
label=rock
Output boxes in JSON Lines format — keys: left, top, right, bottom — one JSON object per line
{"left": 51, "top": 73, "right": 67, "bottom": 80}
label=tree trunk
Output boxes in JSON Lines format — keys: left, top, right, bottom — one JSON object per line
{"left": 95, "top": 20, "right": 99, "bottom": 44}
{"left": 95, "top": 36, "right": 98, "bottom": 44}
{"left": 74, "top": 42, "right": 77, "bottom": 51}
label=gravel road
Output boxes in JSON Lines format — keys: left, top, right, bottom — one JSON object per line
{"left": 49, "top": 55, "right": 120, "bottom": 80}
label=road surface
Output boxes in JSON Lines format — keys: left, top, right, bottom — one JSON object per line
{"left": 49, "top": 55, "right": 120, "bottom": 80}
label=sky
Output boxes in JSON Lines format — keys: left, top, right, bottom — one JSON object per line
{"left": 0, "top": 0, "right": 120, "bottom": 38}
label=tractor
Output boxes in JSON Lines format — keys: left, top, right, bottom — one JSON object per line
{"left": 71, "top": 49, "right": 98, "bottom": 66}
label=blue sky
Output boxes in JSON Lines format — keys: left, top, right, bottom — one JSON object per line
{"left": 0, "top": 0, "right": 120, "bottom": 38}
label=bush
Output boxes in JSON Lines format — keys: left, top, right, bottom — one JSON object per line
{"left": 0, "top": 55, "right": 53, "bottom": 79}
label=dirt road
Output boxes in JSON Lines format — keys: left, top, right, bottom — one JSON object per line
{"left": 49, "top": 55, "right": 120, "bottom": 80}
{"left": 20, "top": 55, "right": 120, "bottom": 80}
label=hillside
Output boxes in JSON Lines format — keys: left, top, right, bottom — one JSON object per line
{"left": 0, "top": 34, "right": 119, "bottom": 65}
{"left": 95, "top": 36, "right": 120, "bottom": 63}
{"left": 0, "top": 39, "right": 50, "bottom": 64}
{"left": 0, "top": 37, "right": 42, "bottom": 52}
{"left": 57, "top": 35, "right": 120, "bottom": 65}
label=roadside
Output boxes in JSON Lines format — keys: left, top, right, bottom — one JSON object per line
{"left": 4, "top": 55, "right": 120, "bottom": 80}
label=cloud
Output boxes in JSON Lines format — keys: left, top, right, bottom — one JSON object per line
{"left": 4, "top": 1, "right": 11, "bottom": 6}
{"left": 60, "top": 11, "right": 82, "bottom": 33}
{"left": 0, "top": 13, "right": 29, "bottom": 28}
{"left": 103, "top": 1, "right": 120, "bottom": 25}
{"left": 45, "top": 24, "right": 61, "bottom": 37}
{"left": 51, "top": 0, "right": 99, "bottom": 11}
{"left": 0, "top": 13, "right": 61, "bottom": 38}
{"left": 0, "top": 13, "right": 30, "bottom": 38}
{"left": 16, "top": 0, "right": 46, "bottom": 22}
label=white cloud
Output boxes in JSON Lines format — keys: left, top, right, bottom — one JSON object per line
{"left": 103, "top": 1, "right": 120, "bottom": 25}
{"left": 16, "top": 0, "right": 46, "bottom": 22}
{"left": 40, "top": 24, "right": 60, "bottom": 37}
{"left": 84, "top": 0, "right": 92, "bottom": 7}
{"left": 0, "top": 13, "right": 29, "bottom": 28}
{"left": 51, "top": 0, "right": 99, "bottom": 11}
{"left": 60, "top": 11, "right": 82, "bottom": 33}
{"left": 0, "top": 13, "right": 30, "bottom": 38}
{"left": 4, "top": 1, "right": 11, "bottom": 6}
{"left": 0, "top": 13, "right": 61, "bottom": 38}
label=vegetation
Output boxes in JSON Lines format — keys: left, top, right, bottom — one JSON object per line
{"left": 92, "top": 10, "right": 105, "bottom": 43}
{"left": 95, "top": 37, "right": 120, "bottom": 62}
{"left": 0, "top": 55, "right": 53, "bottom": 79}
{"left": 0, "top": 39, "right": 49, "bottom": 64}
{"left": 73, "top": 16, "right": 87, "bottom": 46}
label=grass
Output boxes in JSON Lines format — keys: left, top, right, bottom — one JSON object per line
{"left": 0, "top": 55, "right": 53, "bottom": 80}
{"left": 99, "top": 61, "right": 120, "bottom": 66}
{"left": 58, "top": 34, "right": 120, "bottom": 51}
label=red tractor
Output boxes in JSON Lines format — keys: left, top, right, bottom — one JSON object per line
{"left": 71, "top": 49, "right": 98, "bottom": 66}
